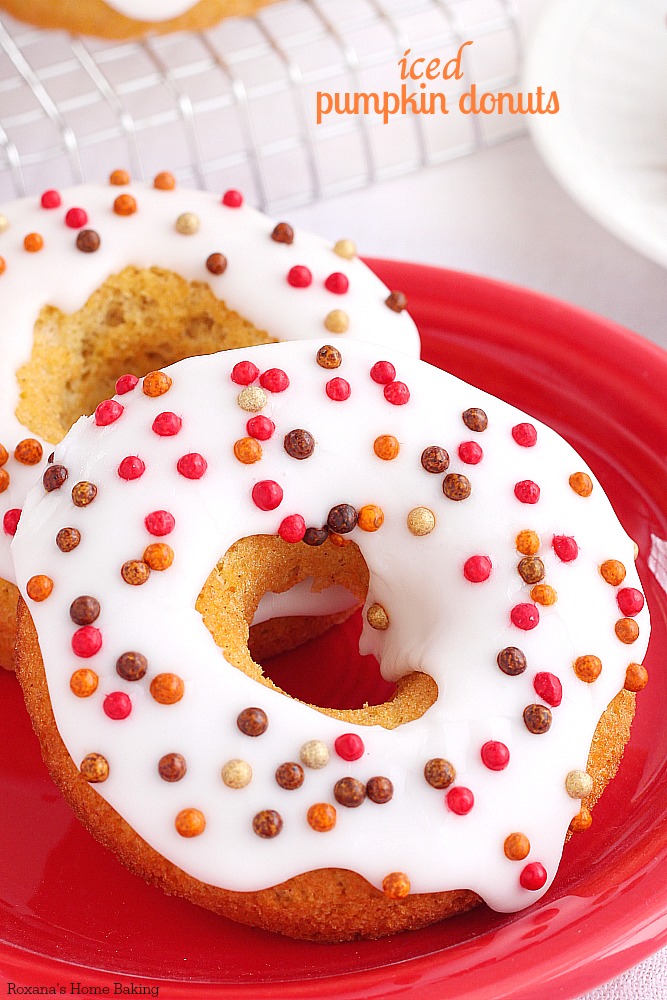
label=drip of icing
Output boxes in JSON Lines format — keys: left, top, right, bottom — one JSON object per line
{"left": 103, "top": 0, "right": 199, "bottom": 21}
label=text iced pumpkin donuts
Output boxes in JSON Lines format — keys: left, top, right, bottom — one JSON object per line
{"left": 12, "top": 339, "right": 650, "bottom": 941}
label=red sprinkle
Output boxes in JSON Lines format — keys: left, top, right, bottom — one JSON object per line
{"left": 458, "top": 441, "right": 483, "bottom": 465}
{"left": 512, "top": 423, "right": 538, "bottom": 447}
{"left": 463, "top": 555, "right": 492, "bottom": 583}
{"left": 103, "top": 691, "right": 132, "bottom": 721}
{"left": 278, "top": 514, "right": 306, "bottom": 543}
{"left": 617, "top": 588, "right": 644, "bottom": 616}
{"left": 231, "top": 361, "right": 259, "bottom": 385}
{"left": 511, "top": 603, "right": 540, "bottom": 631}
{"left": 324, "top": 272, "right": 349, "bottom": 294}
{"left": 115, "top": 374, "right": 139, "bottom": 395}
{"left": 533, "top": 671, "right": 563, "bottom": 707}
{"left": 384, "top": 381, "right": 410, "bottom": 405}
{"left": 177, "top": 453, "right": 207, "bottom": 480}
{"left": 260, "top": 368, "right": 290, "bottom": 393}
{"left": 145, "top": 510, "right": 175, "bottom": 536}
{"left": 246, "top": 415, "right": 275, "bottom": 440}
{"left": 2, "top": 508, "right": 21, "bottom": 535}
{"left": 552, "top": 535, "right": 578, "bottom": 562}
{"left": 152, "top": 412, "right": 182, "bottom": 436}
{"left": 221, "top": 189, "right": 243, "bottom": 208}
{"left": 40, "top": 189, "right": 61, "bottom": 209}
{"left": 94, "top": 399, "right": 124, "bottom": 426}
{"left": 72, "top": 626, "right": 102, "bottom": 658}
{"left": 326, "top": 377, "right": 351, "bottom": 401}
{"left": 118, "top": 456, "right": 146, "bottom": 481}
{"left": 335, "top": 733, "right": 364, "bottom": 761}
{"left": 446, "top": 786, "right": 474, "bottom": 815}
{"left": 252, "top": 480, "right": 283, "bottom": 511}
{"left": 520, "top": 862, "right": 547, "bottom": 891}
{"left": 480, "top": 741, "right": 510, "bottom": 771}
{"left": 287, "top": 265, "right": 312, "bottom": 288}
{"left": 65, "top": 207, "right": 88, "bottom": 229}
{"left": 514, "top": 480, "right": 541, "bottom": 504}
{"left": 370, "top": 361, "right": 396, "bottom": 385}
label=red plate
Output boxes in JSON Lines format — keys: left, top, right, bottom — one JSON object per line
{"left": 2, "top": 262, "right": 666, "bottom": 999}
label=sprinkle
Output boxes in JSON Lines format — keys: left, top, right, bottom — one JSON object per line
{"left": 237, "top": 386, "right": 267, "bottom": 412}
{"left": 384, "top": 381, "right": 410, "bottom": 405}
{"left": 520, "top": 862, "right": 547, "bottom": 890}
{"left": 421, "top": 445, "right": 449, "bottom": 474}
{"left": 271, "top": 222, "right": 294, "bottom": 244}
{"left": 76, "top": 229, "right": 101, "bottom": 253}
{"left": 324, "top": 272, "right": 349, "bottom": 294}
{"left": 234, "top": 437, "right": 262, "bottom": 464}
{"left": 26, "top": 575, "right": 53, "bottom": 602}
{"left": 300, "top": 740, "right": 329, "bottom": 769}
{"left": 327, "top": 503, "right": 357, "bottom": 534}
{"left": 159, "top": 753, "right": 187, "bottom": 782}
{"left": 569, "top": 808, "right": 593, "bottom": 833}
{"left": 358, "top": 504, "right": 384, "bottom": 532}
{"left": 41, "top": 189, "right": 61, "bottom": 209}
{"left": 382, "top": 872, "right": 410, "bottom": 898}
{"left": 334, "top": 777, "right": 366, "bottom": 808}
{"left": 143, "top": 543, "right": 174, "bottom": 570}
{"left": 517, "top": 556, "right": 545, "bottom": 585}
{"left": 462, "top": 408, "right": 488, "bottom": 432}
{"left": 463, "top": 555, "right": 492, "bottom": 582}
{"left": 14, "top": 438, "right": 43, "bottom": 465}
{"left": 523, "top": 704, "right": 552, "bottom": 734}
{"left": 259, "top": 368, "right": 289, "bottom": 393}
{"left": 116, "top": 651, "right": 148, "bottom": 681}
{"left": 113, "top": 194, "right": 137, "bottom": 216}
{"left": 497, "top": 646, "right": 527, "bottom": 676}
{"left": 278, "top": 514, "right": 306, "bottom": 543}
{"left": 0, "top": 215, "right": 7, "bottom": 233}
{"left": 24, "top": 233, "right": 43, "bottom": 252}
{"left": 516, "top": 530, "right": 540, "bottom": 555}
{"left": 175, "top": 808, "right": 205, "bottom": 837}
{"left": 504, "top": 833, "right": 530, "bottom": 861}
{"left": 150, "top": 672, "right": 184, "bottom": 704}
{"left": 56, "top": 527, "right": 80, "bottom": 552}
{"left": 511, "top": 603, "right": 539, "bottom": 630}
{"left": 174, "top": 211, "right": 198, "bottom": 234}
{"left": 615, "top": 618, "right": 639, "bottom": 644}
{"left": 116, "top": 373, "right": 139, "bottom": 395}
{"left": 247, "top": 415, "right": 275, "bottom": 440}
{"left": 118, "top": 456, "right": 145, "bottom": 481}
{"left": 80, "top": 753, "right": 109, "bottom": 783}
{"left": 553, "top": 535, "right": 578, "bottom": 561}
{"left": 370, "top": 361, "right": 396, "bottom": 384}
{"left": 71, "top": 626, "right": 102, "bottom": 658}
{"left": 367, "top": 604, "right": 389, "bottom": 630}
{"left": 252, "top": 480, "right": 283, "bottom": 511}
{"left": 222, "top": 759, "right": 252, "bottom": 788}
{"left": 374, "top": 435, "right": 400, "bottom": 461}
{"left": 569, "top": 472, "right": 593, "bottom": 497}
{"left": 333, "top": 238, "right": 356, "bottom": 259}
{"left": 287, "top": 265, "right": 312, "bottom": 288}
{"left": 385, "top": 290, "right": 407, "bottom": 312}
{"left": 275, "top": 762, "right": 304, "bottom": 790}
{"left": 600, "top": 559, "right": 626, "bottom": 585}
{"left": 206, "top": 252, "right": 227, "bottom": 275}
{"left": 95, "top": 400, "right": 123, "bottom": 426}
{"left": 284, "top": 428, "right": 315, "bottom": 460}
{"left": 152, "top": 412, "right": 181, "bottom": 436}
{"left": 565, "top": 770, "right": 593, "bottom": 798}
{"left": 366, "top": 776, "right": 393, "bottom": 804}
{"left": 533, "top": 671, "right": 562, "bottom": 706}
{"left": 103, "top": 691, "right": 132, "bottom": 720}
{"left": 514, "top": 480, "right": 540, "bottom": 504}
{"left": 617, "top": 588, "right": 644, "bottom": 616}
{"left": 109, "top": 169, "right": 130, "bottom": 185}
{"left": 177, "top": 453, "right": 207, "bottom": 479}
{"left": 573, "top": 654, "right": 602, "bottom": 683}
{"left": 2, "top": 508, "right": 21, "bottom": 535}
{"left": 65, "top": 207, "right": 88, "bottom": 229}
{"left": 0, "top": 257, "right": 4, "bottom": 275}
{"left": 237, "top": 707, "right": 268, "bottom": 737}
{"left": 154, "top": 171, "right": 176, "bottom": 190}
{"left": 324, "top": 309, "right": 349, "bottom": 333}
{"left": 624, "top": 662, "right": 648, "bottom": 692}
{"left": 443, "top": 474, "right": 471, "bottom": 501}
{"left": 307, "top": 803, "right": 336, "bottom": 832}
{"left": 334, "top": 733, "right": 364, "bottom": 761}
{"left": 145, "top": 510, "right": 175, "bottom": 536}
{"left": 317, "top": 345, "right": 342, "bottom": 370}
{"left": 326, "top": 377, "right": 351, "bottom": 401}
{"left": 403, "top": 507, "right": 434, "bottom": 536}
{"left": 458, "top": 441, "right": 483, "bottom": 465}
{"left": 253, "top": 810, "right": 283, "bottom": 838}
{"left": 222, "top": 189, "right": 243, "bottom": 208}
{"left": 0, "top": 444, "right": 7, "bottom": 465}
{"left": 481, "top": 741, "right": 509, "bottom": 770}
{"left": 121, "top": 560, "right": 150, "bottom": 586}
{"left": 512, "top": 423, "right": 537, "bottom": 447}
{"left": 303, "top": 526, "right": 329, "bottom": 546}
{"left": 424, "top": 758, "right": 456, "bottom": 789}
{"left": 69, "top": 668, "right": 98, "bottom": 697}
{"left": 69, "top": 596, "right": 100, "bottom": 625}
{"left": 446, "top": 786, "right": 474, "bottom": 815}
{"left": 143, "top": 371, "right": 172, "bottom": 397}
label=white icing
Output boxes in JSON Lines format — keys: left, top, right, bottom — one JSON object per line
{"left": 103, "top": 0, "right": 199, "bottom": 22}
{"left": 252, "top": 579, "right": 358, "bottom": 626}
{"left": 0, "top": 182, "right": 419, "bottom": 584}
{"left": 11, "top": 339, "right": 651, "bottom": 914}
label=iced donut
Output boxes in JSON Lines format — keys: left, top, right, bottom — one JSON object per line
{"left": 0, "top": 176, "right": 418, "bottom": 669}
{"left": 0, "top": 0, "right": 274, "bottom": 39}
{"left": 13, "top": 339, "right": 650, "bottom": 941}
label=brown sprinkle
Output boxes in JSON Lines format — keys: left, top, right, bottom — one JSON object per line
{"left": 624, "top": 662, "right": 648, "bottom": 692}
{"left": 271, "top": 222, "right": 294, "bottom": 244}
{"left": 517, "top": 556, "right": 545, "bottom": 585}
{"left": 327, "top": 503, "right": 357, "bottom": 534}
{"left": 600, "top": 559, "right": 626, "bottom": 586}
{"left": 523, "top": 704, "right": 552, "bottom": 734}
{"left": 374, "top": 435, "right": 400, "bottom": 461}
{"left": 14, "top": 438, "right": 43, "bottom": 465}
{"left": 43, "top": 464, "right": 68, "bottom": 492}
{"left": 80, "top": 753, "right": 109, "bottom": 783}
{"left": 307, "top": 802, "right": 336, "bottom": 832}
{"left": 121, "top": 559, "right": 150, "bottom": 586}
{"left": 385, "top": 290, "right": 407, "bottom": 312}
{"left": 615, "top": 618, "right": 639, "bottom": 644}
{"left": 503, "top": 832, "right": 530, "bottom": 861}
{"left": 366, "top": 776, "right": 393, "bottom": 804}
{"left": 237, "top": 706, "right": 268, "bottom": 737}
{"left": 497, "top": 646, "right": 527, "bottom": 676}
{"left": 275, "top": 762, "right": 304, "bottom": 790}
{"left": 462, "top": 407, "right": 488, "bottom": 432}
{"left": 284, "top": 428, "right": 315, "bottom": 460}
{"left": 143, "top": 370, "right": 172, "bottom": 397}
{"left": 150, "top": 672, "right": 185, "bottom": 705}
{"left": 26, "top": 575, "right": 53, "bottom": 602}
{"left": 69, "top": 668, "right": 98, "bottom": 698}
{"left": 116, "top": 651, "right": 148, "bottom": 682}
{"left": 253, "top": 809, "right": 283, "bottom": 838}
{"left": 159, "top": 752, "right": 187, "bottom": 782}
{"left": 206, "top": 252, "right": 227, "bottom": 275}
{"left": 303, "top": 526, "right": 329, "bottom": 546}
{"left": 76, "top": 229, "right": 100, "bottom": 253}
{"left": 72, "top": 481, "right": 97, "bottom": 507}
{"left": 382, "top": 872, "right": 410, "bottom": 898}
{"left": 334, "top": 777, "right": 366, "bottom": 808}
{"left": 443, "top": 473, "right": 471, "bottom": 501}
{"left": 573, "top": 654, "right": 602, "bottom": 683}
{"left": 69, "top": 595, "right": 100, "bottom": 626}
{"left": 420, "top": 445, "right": 449, "bottom": 474}
{"left": 56, "top": 527, "right": 81, "bottom": 552}
{"left": 317, "top": 344, "right": 342, "bottom": 370}
{"left": 424, "top": 758, "right": 456, "bottom": 789}
{"left": 569, "top": 472, "right": 593, "bottom": 497}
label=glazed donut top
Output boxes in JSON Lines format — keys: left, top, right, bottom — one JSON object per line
{"left": 0, "top": 178, "right": 418, "bottom": 584}
{"left": 12, "top": 339, "right": 650, "bottom": 912}
{"left": 102, "top": 1, "right": 203, "bottom": 20}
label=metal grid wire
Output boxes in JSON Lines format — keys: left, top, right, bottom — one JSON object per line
{"left": 0, "top": 0, "right": 525, "bottom": 211}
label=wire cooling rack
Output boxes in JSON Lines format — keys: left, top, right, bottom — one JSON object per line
{"left": 0, "top": 0, "right": 525, "bottom": 210}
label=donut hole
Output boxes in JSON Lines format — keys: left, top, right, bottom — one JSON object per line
{"left": 15, "top": 266, "right": 275, "bottom": 443}
{"left": 196, "top": 534, "right": 438, "bottom": 727}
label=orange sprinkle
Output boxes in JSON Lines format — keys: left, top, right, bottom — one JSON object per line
{"left": 0, "top": 469, "right": 9, "bottom": 493}
{"left": 373, "top": 434, "right": 400, "bottom": 461}
{"left": 143, "top": 543, "right": 174, "bottom": 571}
{"left": 328, "top": 532, "right": 350, "bottom": 548}
{"left": 0, "top": 256, "right": 5, "bottom": 275}
{"left": 530, "top": 583, "right": 557, "bottom": 606}
{"left": 382, "top": 872, "right": 411, "bottom": 899}
{"left": 233, "top": 437, "right": 262, "bottom": 465}
{"left": 143, "top": 370, "right": 172, "bottom": 397}
{"left": 569, "top": 808, "right": 592, "bottom": 833}
{"left": 615, "top": 618, "right": 639, "bottom": 644}
{"left": 154, "top": 171, "right": 176, "bottom": 190}
{"left": 503, "top": 832, "right": 530, "bottom": 861}
{"left": 0, "top": 444, "right": 7, "bottom": 466}
{"left": 357, "top": 504, "right": 384, "bottom": 532}
{"left": 80, "top": 753, "right": 109, "bottom": 783}
{"left": 113, "top": 194, "right": 137, "bottom": 216}
{"left": 573, "top": 654, "right": 602, "bottom": 683}
{"left": 175, "top": 808, "right": 205, "bottom": 837}
{"left": 70, "top": 668, "right": 99, "bottom": 698}
{"left": 516, "top": 530, "right": 540, "bottom": 556}
{"left": 569, "top": 472, "right": 593, "bottom": 497}
{"left": 150, "top": 672, "right": 185, "bottom": 705}
{"left": 624, "top": 662, "right": 648, "bottom": 692}
{"left": 307, "top": 802, "right": 336, "bottom": 832}
{"left": 109, "top": 169, "right": 130, "bottom": 185}
{"left": 600, "top": 559, "right": 626, "bottom": 586}
{"left": 26, "top": 574, "right": 53, "bottom": 602}
{"left": 24, "top": 233, "right": 43, "bottom": 252}
{"left": 14, "top": 438, "right": 43, "bottom": 466}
